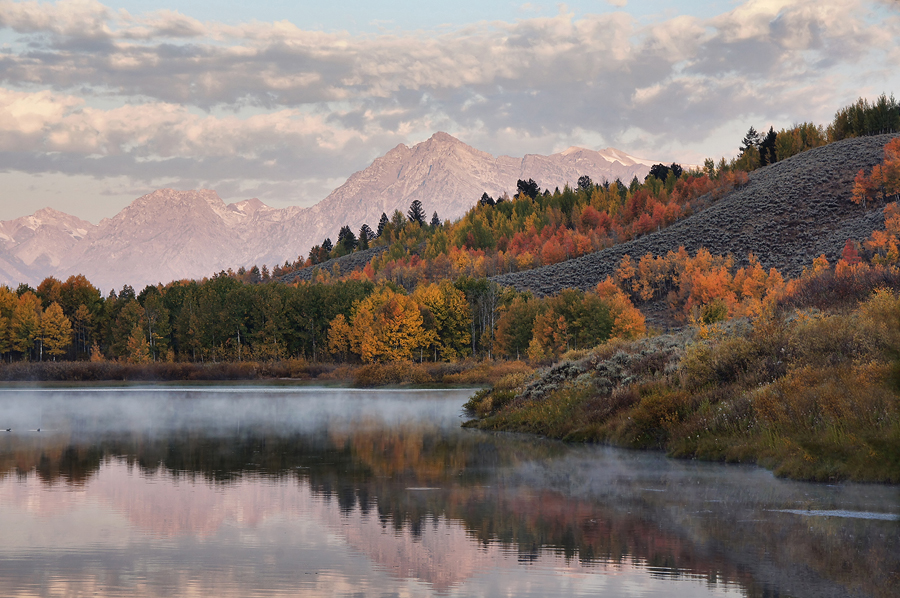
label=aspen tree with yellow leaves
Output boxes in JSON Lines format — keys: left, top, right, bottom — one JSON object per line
{"left": 126, "top": 323, "right": 151, "bottom": 364}
{"left": 41, "top": 302, "right": 72, "bottom": 359}
{"left": 12, "top": 292, "right": 42, "bottom": 359}
{"left": 411, "top": 281, "right": 471, "bottom": 361}
{"left": 327, "top": 313, "right": 352, "bottom": 361}
{"left": 0, "top": 286, "right": 16, "bottom": 358}
{"left": 343, "top": 286, "right": 434, "bottom": 362}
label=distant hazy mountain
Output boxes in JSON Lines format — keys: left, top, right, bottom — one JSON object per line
{"left": 1, "top": 132, "right": 656, "bottom": 291}
{"left": 295, "top": 132, "right": 655, "bottom": 250}
{"left": 0, "top": 208, "right": 96, "bottom": 287}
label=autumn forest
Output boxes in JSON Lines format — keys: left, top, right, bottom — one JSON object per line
{"left": 1, "top": 96, "right": 899, "bottom": 374}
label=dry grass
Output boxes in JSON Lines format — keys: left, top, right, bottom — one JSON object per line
{"left": 467, "top": 289, "right": 900, "bottom": 481}
{"left": 441, "top": 360, "right": 533, "bottom": 385}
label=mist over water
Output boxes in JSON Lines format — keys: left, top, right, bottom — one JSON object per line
{"left": 0, "top": 387, "right": 470, "bottom": 438}
{"left": 0, "top": 387, "right": 897, "bottom": 598}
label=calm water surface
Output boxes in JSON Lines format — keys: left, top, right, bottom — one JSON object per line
{"left": 0, "top": 387, "right": 897, "bottom": 598}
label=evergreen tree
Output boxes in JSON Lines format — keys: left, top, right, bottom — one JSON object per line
{"left": 377, "top": 213, "right": 389, "bottom": 237}
{"left": 118, "top": 285, "right": 136, "bottom": 303}
{"left": 759, "top": 127, "right": 778, "bottom": 166}
{"left": 407, "top": 200, "right": 426, "bottom": 224}
{"left": 648, "top": 164, "right": 670, "bottom": 181}
{"left": 358, "top": 224, "right": 373, "bottom": 250}
{"left": 516, "top": 178, "right": 540, "bottom": 199}
{"left": 577, "top": 175, "right": 593, "bottom": 193}
{"left": 336, "top": 225, "right": 358, "bottom": 253}
{"left": 740, "top": 126, "right": 761, "bottom": 153}
{"left": 430, "top": 211, "right": 441, "bottom": 228}
{"left": 479, "top": 192, "right": 495, "bottom": 207}
{"left": 322, "top": 237, "right": 333, "bottom": 253}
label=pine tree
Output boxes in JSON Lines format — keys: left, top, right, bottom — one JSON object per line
{"left": 358, "top": 224, "right": 373, "bottom": 250}
{"left": 577, "top": 175, "right": 593, "bottom": 193}
{"left": 740, "top": 126, "right": 761, "bottom": 153}
{"left": 759, "top": 127, "right": 778, "bottom": 166}
{"left": 516, "top": 179, "right": 540, "bottom": 199}
{"left": 407, "top": 200, "right": 426, "bottom": 225}
{"left": 430, "top": 211, "right": 441, "bottom": 228}
{"left": 377, "top": 213, "right": 389, "bottom": 237}
{"left": 359, "top": 224, "right": 373, "bottom": 241}
{"left": 337, "top": 225, "right": 358, "bottom": 253}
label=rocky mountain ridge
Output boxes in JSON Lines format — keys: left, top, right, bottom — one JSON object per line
{"left": 0, "top": 208, "right": 96, "bottom": 289}
{"left": 1, "top": 133, "right": 655, "bottom": 291}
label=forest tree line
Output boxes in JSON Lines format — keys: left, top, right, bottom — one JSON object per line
{"left": 1, "top": 96, "right": 897, "bottom": 366}
{"left": 0, "top": 272, "right": 645, "bottom": 364}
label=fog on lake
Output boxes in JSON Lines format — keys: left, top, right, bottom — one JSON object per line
{"left": 0, "top": 387, "right": 897, "bottom": 598}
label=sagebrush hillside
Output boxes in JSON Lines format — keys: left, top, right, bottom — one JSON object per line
{"left": 491, "top": 134, "right": 897, "bottom": 296}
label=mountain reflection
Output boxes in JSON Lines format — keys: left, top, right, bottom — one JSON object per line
{"left": 0, "top": 388, "right": 898, "bottom": 598}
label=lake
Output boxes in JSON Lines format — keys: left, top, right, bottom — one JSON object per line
{"left": 0, "top": 387, "right": 897, "bottom": 597}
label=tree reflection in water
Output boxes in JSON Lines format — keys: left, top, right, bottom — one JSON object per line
{"left": 0, "top": 388, "right": 897, "bottom": 598}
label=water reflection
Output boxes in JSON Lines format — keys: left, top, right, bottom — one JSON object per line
{"left": 0, "top": 387, "right": 897, "bottom": 598}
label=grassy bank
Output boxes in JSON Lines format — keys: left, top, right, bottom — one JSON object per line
{"left": 0, "top": 358, "right": 532, "bottom": 388}
{"left": 464, "top": 289, "right": 900, "bottom": 482}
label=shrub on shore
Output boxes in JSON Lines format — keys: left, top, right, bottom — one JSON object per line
{"left": 465, "top": 290, "right": 900, "bottom": 482}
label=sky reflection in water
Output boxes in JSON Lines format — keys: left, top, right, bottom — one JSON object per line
{"left": 0, "top": 387, "right": 896, "bottom": 597}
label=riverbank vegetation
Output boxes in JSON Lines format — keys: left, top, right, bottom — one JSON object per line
{"left": 465, "top": 249, "right": 900, "bottom": 481}
{"left": 0, "top": 357, "right": 533, "bottom": 387}
{"left": 2, "top": 96, "right": 900, "bottom": 482}
{"left": 464, "top": 128, "right": 900, "bottom": 483}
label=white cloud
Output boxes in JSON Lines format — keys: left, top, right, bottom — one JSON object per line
{"left": 0, "top": 0, "right": 896, "bottom": 216}
{"left": 0, "top": 0, "right": 110, "bottom": 38}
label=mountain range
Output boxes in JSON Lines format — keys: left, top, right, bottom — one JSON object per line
{"left": 1, "top": 132, "right": 656, "bottom": 291}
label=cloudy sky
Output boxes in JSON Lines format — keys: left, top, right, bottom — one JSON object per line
{"left": 0, "top": 0, "right": 898, "bottom": 222}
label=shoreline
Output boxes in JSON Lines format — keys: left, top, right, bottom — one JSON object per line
{"left": 462, "top": 297, "right": 900, "bottom": 484}
{"left": 0, "top": 359, "right": 526, "bottom": 389}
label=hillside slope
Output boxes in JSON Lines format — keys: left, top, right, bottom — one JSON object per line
{"left": 1, "top": 133, "right": 658, "bottom": 290}
{"left": 491, "top": 134, "right": 897, "bottom": 296}
{"left": 284, "top": 132, "right": 654, "bottom": 263}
